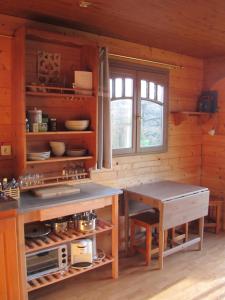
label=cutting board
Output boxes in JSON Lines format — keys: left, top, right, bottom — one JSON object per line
{"left": 32, "top": 185, "right": 80, "bottom": 199}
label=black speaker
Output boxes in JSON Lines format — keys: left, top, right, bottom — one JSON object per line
{"left": 197, "top": 91, "right": 218, "bottom": 113}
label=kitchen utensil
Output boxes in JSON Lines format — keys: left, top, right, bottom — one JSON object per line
{"left": 65, "top": 120, "right": 89, "bottom": 131}
{"left": 71, "top": 239, "right": 93, "bottom": 268}
{"left": 51, "top": 218, "right": 68, "bottom": 233}
{"left": 76, "top": 211, "right": 97, "bottom": 232}
{"left": 28, "top": 108, "right": 42, "bottom": 124}
{"left": 66, "top": 148, "right": 87, "bottom": 157}
{"left": 32, "top": 184, "right": 80, "bottom": 198}
{"left": 77, "top": 219, "right": 96, "bottom": 232}
{"left": 27, "top": 151, "right": 50, "bottom": 161}
{"left": 25, "top": 222, "right": 51, "bottom": 239}
{"left": 49, "top": 141, "right": 65, "bottom": 156}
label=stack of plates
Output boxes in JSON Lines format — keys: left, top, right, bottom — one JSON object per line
{"left": 65, "top": 120, "right": 89, "bottom": 131}
{"left": 27, "top": 151, "right": 51, "bottom": 161}
{"left": 66, "top": 149, "right": 87, "bottom": 157}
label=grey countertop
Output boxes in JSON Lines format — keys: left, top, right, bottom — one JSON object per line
{"left": 19, "top": 182, "right": 122, "bottom": 213}
{"left": 0, "top": 195, "right": 18, "bottom": 212}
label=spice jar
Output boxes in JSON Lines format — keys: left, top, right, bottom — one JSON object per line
{"left": 49, "top": 118, "right": 57, "bottom": 131}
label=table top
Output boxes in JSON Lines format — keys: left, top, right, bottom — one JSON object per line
{"left": 125, "top": 181, "right": 208, "bottom": 202}
{"left": 19, "top": 183, "right": 122, "bottom": 213}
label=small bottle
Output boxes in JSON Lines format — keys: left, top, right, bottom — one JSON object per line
{"left": 2, "top": 178, "right": 8, "bottom": 190}
{"left": 25, "top": 118, "right": 30, "bottom": 132}
{"left": 49, "top": 118, "right": 57, "bottom": 131}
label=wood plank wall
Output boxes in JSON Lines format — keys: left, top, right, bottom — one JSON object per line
{"left": 0, "top": 14, "right": 203, "bottom": 189}
{"left": 0, "top": 36, "right": 14, "bottom": 178}
{"left": 202, "top": 57, "right": 225, "bottom": 227}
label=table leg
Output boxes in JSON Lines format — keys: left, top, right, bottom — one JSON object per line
{"left": 198, "top": 217, "right": 204, "bottom": 251}
{"left": 112, "top": 195, "right": 119, "bottom": 279}
{"left": 124, "top": 191, "right": 129, "bottom": 256}
{"left": 158, "top": 206, "right": 164, "bottom": 269}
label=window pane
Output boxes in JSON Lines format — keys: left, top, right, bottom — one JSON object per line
{"left": 157, "top": 85, "right": 164, "bottom": 102}
{"left": 140, "top": 100, "right": 163, "bottom": 147}
{"left": 141, "top": 80, "right": 147, "bottom": 98}
{"left": 125, "top": 78, "right": 133, "bottom": 97}
{"left": 110, "top": 79, "right": 113, "bottom": 98}
{"left": 111, "top": 99, "right": 133, "bottom": 150}
{"left": 115, "top": 78, "right": 123, "bottom": 98}
{"left": 149, "top": 82, "right": 155, "bottom": 100}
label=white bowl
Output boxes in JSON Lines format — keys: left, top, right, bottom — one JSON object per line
{"left": 66, "top": 148, "right": 87, "bottom": 157}
{"left": 65, "top": 120, "right": 89, "bottom": 131}
{"left": 49, "top": 142, "right": 65, "bottom": 157}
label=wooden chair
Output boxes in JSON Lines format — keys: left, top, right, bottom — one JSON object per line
{"left": 130, "top": 211, "right": 165, "bottom": 265}
{"left": 204, "top": 198, "right": 223, "bottom": 234}
{"left": 130, "top": 211, "right": 189, "bottom": 265}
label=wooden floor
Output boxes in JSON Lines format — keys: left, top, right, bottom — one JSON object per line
{"left": 29, "top": 233, "right": 225, "bottom": 300}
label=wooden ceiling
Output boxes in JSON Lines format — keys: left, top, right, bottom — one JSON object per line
{"left": 1, "top": 0, "right": 225, "bottom": 58}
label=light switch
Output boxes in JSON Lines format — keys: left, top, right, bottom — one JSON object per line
{"left": 1, "top": 145, "right": 11, "bottom": 156}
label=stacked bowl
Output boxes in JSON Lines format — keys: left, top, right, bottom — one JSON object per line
{"left": 27, "top": 151, "right": 50, "bottom": 161}
{"left": 65, "top": 120, "right": 89, "bottom": 131}
{"left": 49, "top": 142, "right": 65, "bottom": 157}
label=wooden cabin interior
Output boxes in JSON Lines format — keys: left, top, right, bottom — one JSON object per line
{"left": 1, "top": 1, "right": 225, "bottom": 299}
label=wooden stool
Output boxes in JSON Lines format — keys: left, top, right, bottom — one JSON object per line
{"left": 130, "top": 211, "right": 164, "bottom": 265}
{"left": 204, "top": 199, "right": 223, "bottom": 234}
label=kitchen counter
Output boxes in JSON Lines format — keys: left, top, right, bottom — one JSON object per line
{"left": 0, "top": 195, "right": 18, "bottom": 212}
{"left": 19, "top": 182, "right": 122, "bottom": 213}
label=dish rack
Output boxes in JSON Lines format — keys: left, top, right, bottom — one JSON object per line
{"left": 0, "top": 187, "right": 20, "bottom": 200}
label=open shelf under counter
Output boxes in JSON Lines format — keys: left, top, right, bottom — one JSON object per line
{"left": 27, "top": 255, "right": 114, "bottom": 292}
{"left": 26, "top": 131, "right": 94, "bottom": 137}
{"left": 25, "top": 219, "right": 113, "bottom": 254}
{"left": 171, "top": 111, "right": 214, "bottom": 125}
{"left": 26, "top": 156, "right": 93, "bottom": 165}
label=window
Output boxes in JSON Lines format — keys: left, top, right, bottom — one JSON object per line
{"left": 110, "top": 64, "right": 168, "bottom": 155}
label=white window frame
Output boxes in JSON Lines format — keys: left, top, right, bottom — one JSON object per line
{"left": 110, "top": 62, "right": 169, "bottom": 156}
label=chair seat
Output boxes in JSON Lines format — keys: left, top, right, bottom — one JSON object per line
{"left": 131, "top": 211, "right": 159, "bottom": 225}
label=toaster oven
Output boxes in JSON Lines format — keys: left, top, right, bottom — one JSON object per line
{"left": 26, "top": 244, "right": 68, "bottom": 280}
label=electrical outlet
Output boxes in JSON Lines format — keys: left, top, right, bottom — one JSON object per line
{"left": 1, "top": 145, "right": 11, "bottom": 156}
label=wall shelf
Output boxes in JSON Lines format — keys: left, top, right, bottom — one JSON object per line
{"left": 27, "top": 255, "right": 114, "bottom": 292}
{"left": 171, "top": 111, "right": 214, "bottom": 125}
{"left": 26, "top": 131, "right": 94, "bottom": 137}
{"left": 26, "top": 156, "right": 93, "bottom": 165}
{"left": 26, "top": 91, "right": 95, "bottom": 100}
{"left": 20, "top": 177, "right": 92, "bottom": 192}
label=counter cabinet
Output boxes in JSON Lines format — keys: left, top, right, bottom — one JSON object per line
{"left": 17, "top": 193, "right": 119, "bottom": 300}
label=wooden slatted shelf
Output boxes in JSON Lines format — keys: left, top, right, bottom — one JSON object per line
{"left": 26, "top": 156, "right": 93, "bottom": 165}
{"left": 26, "top": 131, "right": 94, "bottom": 136}
{"left": 27, "top": 255, "right": 114, "bottom": 292}
{"left": 25, "top": 219, "right": 113, "bottom": 254}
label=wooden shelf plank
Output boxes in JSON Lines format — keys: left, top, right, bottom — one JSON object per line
{"left": 20, "top": 178, "right": 92, "bottom": 191}
{"left": 25, "top": 219, "right": 113, "bottom": 254}
{"left": 27, "top": 256, "right": 114, "bottom": 292}
{"left": 26, "top": 131, "right": 94, "bottom": 136}
{"left": 26, "top": 156, "right": 93, "bottom": 165}
{"left": 26, "top": 91, "right": 95, "bottom": 99}
{"left": 171, "top": 111, "right": 214, "bottom": 125}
